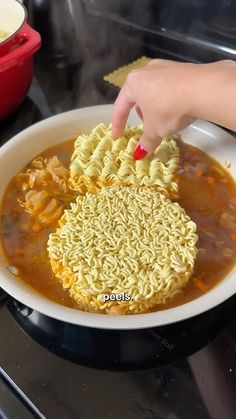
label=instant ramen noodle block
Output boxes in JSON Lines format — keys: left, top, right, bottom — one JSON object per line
{"left": 48, "top": 186, "right": 198, "bottom": 315}
{"left": 104, "top": 56, "right": 151, "bottom": 88}
{"left": 69, "top": 124, "right": 179, "bottom": 198}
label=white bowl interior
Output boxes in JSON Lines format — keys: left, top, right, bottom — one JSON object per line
{"left": 0, "top": 0, "right": 26, "bottom": 41}
{"left": 0, "top": 105, "right": 235, "bottom": 329}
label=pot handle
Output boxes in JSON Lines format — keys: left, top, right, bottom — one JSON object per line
{"left": 0, "top": 23, "right": 41, "bottom": 72}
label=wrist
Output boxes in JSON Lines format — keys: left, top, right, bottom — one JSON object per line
{"left": 186, "top": 61, "right": 236, "bottom": 121}
{"left": 182, "top": 63, "right": 213, "bottom": 118}
{"left": 174, "top": 62, "right": 202, "bottom": 118}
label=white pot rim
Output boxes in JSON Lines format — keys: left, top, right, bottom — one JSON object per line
{"left": 0, "top": 0, "right": 27, "bottom": 45}
{"left": 0, "top": 105, "right": 235, "bottom": 330}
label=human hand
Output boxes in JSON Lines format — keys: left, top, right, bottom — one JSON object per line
{"left": 112, "top": 59, "right": 196, "bottom": 159}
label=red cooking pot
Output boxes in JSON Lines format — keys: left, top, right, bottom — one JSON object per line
{"left": 0, "top": 0, "right": 41, "bottom": 119}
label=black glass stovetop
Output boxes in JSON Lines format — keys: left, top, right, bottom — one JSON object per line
{"left": 0, "top": 293, "right": 235, "bottom": 419}
{"left": 0, "top": 4, "right": 236, "bottom": 419}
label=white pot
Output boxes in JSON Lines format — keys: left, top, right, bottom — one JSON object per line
{"left": 0, "top": 105, "right": 235, "bottom": 329}
{"left": 0, "top": 0, "right": 26, "bottom": 43}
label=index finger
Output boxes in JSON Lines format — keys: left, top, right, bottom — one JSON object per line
{"left": 112, "top": 83, "right": 135, "bottom": 137}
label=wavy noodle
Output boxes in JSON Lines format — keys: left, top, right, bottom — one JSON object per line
{"left": 69, "top": 124, "right": 179, "bottom": 198}
{"left": 48, "top": 186, "right": 198, "bottom": 314}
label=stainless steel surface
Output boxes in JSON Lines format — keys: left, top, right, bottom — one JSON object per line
{"left": 0, "top": 371, "right": 38, "bottom": 419}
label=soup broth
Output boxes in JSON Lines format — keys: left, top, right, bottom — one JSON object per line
{"left": 1, "top": 139, "right": 236, "bottom": 312}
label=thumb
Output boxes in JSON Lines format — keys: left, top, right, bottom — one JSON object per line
{"left": 133, "top": 131, "right": 162, "bottom": 160}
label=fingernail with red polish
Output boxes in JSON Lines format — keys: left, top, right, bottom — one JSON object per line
{"left": 133, "top": 145, "right": 148, "bottom": 160}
